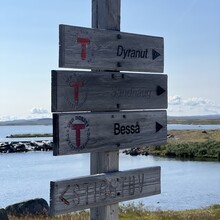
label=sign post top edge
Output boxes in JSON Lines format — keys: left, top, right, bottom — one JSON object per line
{"left": 59, "top": 23, "right": 164, "bottom": 41}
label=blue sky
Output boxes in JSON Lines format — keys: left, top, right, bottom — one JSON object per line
{"left": 1, "top": 0, "right": 220, "bottom": 120}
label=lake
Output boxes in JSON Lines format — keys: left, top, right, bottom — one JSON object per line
{"left": 0, "top": 124, "right": 220, "bottom": 210}
{"left": 1, "top": 124, "right": 220, "bottom": 142}
{"left": 0, "top": 125, "right": 52, "bottom": 142}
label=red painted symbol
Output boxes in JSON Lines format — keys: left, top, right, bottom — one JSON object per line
{"left": 77, "top": 37, "right": 90, "bottom": 60}
{"left": 69, "top": 82, "right": 84, "bottom": 105}
{"left": 72, "top": 124, "right": 85, "bottom": 147}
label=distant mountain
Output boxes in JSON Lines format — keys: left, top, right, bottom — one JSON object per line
{"left": 168, "top": 115, "right": 220, "bottom": 120}
{"left": 0, "top": 118, "right": 52, "bottom": 126}
{"left": 1, "top": 114, "right": 220, "bottom": 126}
{"left": 168, "top": 115, "right": 220, "bottom": 124}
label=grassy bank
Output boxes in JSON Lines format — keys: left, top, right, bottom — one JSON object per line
{"left": 6, "top": 133, "right": 52, "bottom": 138}
{"left": 146, "top": 140, "right": 220, "bottom": 160}
{"left": 159, "top": 129, "right": 220, "bottom": 160}
{"left": 8, "top": 203, "right": 220, "bottom": 220}
{"left": 125, "top": 129, "right": 220, "bottom": 160}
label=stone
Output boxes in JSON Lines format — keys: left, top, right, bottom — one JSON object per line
{"left": 0, "top": 208, "right": 9, "bottom": 220}
{"left": 0, "top": 141, "right": 53, "bottom": 153}
{"left": 129, "top": 148, "right": 140, "bottom": 156}
{"left": 14, "top": 143, "right": 28, "bottom": 152}
{"left": 5, "top": 198, "right": 49, "bottom": 217}
{"left": 0, "top": 143, "right": 12, "bottom": 153}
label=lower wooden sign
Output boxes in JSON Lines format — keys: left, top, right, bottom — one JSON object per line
{"left": 50, "top": 166, "right": 161, "bottom": 215}
{"left": 53, "top": 110, "right": 167, "bottom": 155}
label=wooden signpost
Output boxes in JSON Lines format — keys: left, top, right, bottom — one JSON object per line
{"left": 53, "top": 110, "right": 166, "bottom": 155}
{"left": 50, "top": 0, "right": 167, "bottom": 219}
{"left": 50, "top": 166, "right": 161, "bottom": 216}
{"left": 52, "top": 70, "right": 167, "bottom": 112}
{"left": 59, "top": 25, "right": 164, "bottom": 72}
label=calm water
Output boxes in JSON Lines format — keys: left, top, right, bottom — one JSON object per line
{"left": 0, "top": 125, "right": 220, "bottom": 210}
{"left": 0, "top": 125, "right": 52, "bottom": 142}
{"left": 1, "top": 124, "right": 220, "bottom": 142}
{"left": 168, "top": 124, "right": 220, "bottom": 130}
{"left": 0, "top": 152, "right": 220, "bottom": 210}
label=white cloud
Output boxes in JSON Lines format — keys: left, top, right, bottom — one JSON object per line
{"left": 0, "top": 115, "right": 18, "bottom": 121}
{"left": 168, "top": 96, "right": 182, "bottom": 105}
{"left": 30, "top": 108, "right": 49, "bottom": 115}
{"left": 168, "top": 96, "right": 220, "bottom": 116}
{"left": 0, "top": 108, "right": 51, "bottom": 121}
{"left": 183, "top": 97, "right": 209, "bottom": 107}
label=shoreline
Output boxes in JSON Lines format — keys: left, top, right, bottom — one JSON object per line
{"left": 124, "top": 129, "right": 220, "bottom": 160}
{"left": 1, "top": 129, "right": 220, "bottom": 161}
{"left": 5, "top": 133, "right": 52, "bottom": 138}
{"left": 0, "top": 140, "right": 52, "bottom": 153}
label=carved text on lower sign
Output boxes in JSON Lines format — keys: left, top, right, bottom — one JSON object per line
{"left": 59, "top": 173, "right": 145, "bottom": 207}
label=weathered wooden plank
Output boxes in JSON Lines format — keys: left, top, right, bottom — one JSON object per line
{"left": 51, "top": 70, "right": 167, "bottom": 112}
{"left": 92, "top": 0, "right": 120, "bottom": 31}
{"left": 50, "top": 166, "right": 161, "bottom": 215}
{"left": 59, "top": 25, "right": 164, "bottom": 72}
{"left": 91, "top": 1, "right": 121, "bottom": 219}
{"left": 53, "top": 110, "right": 167, "bottom": 156}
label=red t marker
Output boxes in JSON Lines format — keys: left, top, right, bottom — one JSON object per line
{"left": 77, "top": 37, "right": 90, "bottom": 60}
{"left": 69, "top": 82, "right": 84, "bottom": 105}
{"left": 72, "top": 124, "right": 85, "bottom": 147}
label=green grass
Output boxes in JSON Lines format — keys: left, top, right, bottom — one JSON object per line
{"left": 128, "top": 130, "right": 220, "bottom": 160}
{"left": 168, "top": 130, "right": 220, "bottom": 143}
{"left": 119, "top": 203, "right": 220, "bottom": 220}
{"left": 8, "top": 203, "right": 220, "bottom": 220}
{"left": 6, "top": 133, "right": 52, "bottom": 138}
{"left": 150, "top": 140, "right": 220, "bottom": 160}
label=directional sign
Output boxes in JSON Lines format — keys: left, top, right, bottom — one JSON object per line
{"left": 50, "top": 166, "right": 161, "bottom": 215}
{"left": 52, "top": 70, "right": 167, "bottom": 112}
{"left": 59, "top": 25, "right": 164, "bottom": 72}
{"left": 53, "top": 110, "right": 167, "bottom": 156}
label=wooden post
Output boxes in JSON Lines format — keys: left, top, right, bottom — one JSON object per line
{"left": 90, "top": 0, "right": 120, "bottom": 219}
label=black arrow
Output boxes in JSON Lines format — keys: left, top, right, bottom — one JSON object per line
{"left": 157, "top": 86, "right": 166, "bottom": 96}
{"left": 59, "top": 185, "right": 70, "bottom": 205}
{"left": 156, "top": 122, "right": 163, "bottom": 132}
{"left": 152, "top": 49, "right": 160, "bottom": 60}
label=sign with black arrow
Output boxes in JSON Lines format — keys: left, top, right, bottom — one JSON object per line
{"left": 52, "top": 71, "right": 167, "bottom": 112}
{"left": 53, "top": 110, "right": 167, "bottom": 156}
{"left": 59, "top": 25, "right": 164, "bottom": 72}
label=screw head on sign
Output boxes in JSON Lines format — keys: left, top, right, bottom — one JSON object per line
{"left": 117, "top": 62, "right": 121, "bottom": 67}
{"left": 117, "top": 34, "right": 121, "bottom": 39}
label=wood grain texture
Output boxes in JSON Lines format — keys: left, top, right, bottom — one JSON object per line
{"left": 59, "top": 25, "right": 164, "bottom": 72}
{"left": 53, "top": 110, "right": 167, "bottom": 156}
{"left": 92, "top": 0, "right": 120, "bottom": 31}
{"left": 91, "top": 1, "right": 121, "bottom": 219}
{"left": 50, "top": 166, "right": 161, "bottom": 215}
{"left": 51, "top": 70, "right": 167, "bottom": 112}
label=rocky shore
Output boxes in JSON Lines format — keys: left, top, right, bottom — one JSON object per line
{"left": 0, "top": 141, "right": 52, "bottom": 153}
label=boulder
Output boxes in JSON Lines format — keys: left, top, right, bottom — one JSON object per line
{"left": 167, "top": 134, "right": 175, "bottom": 139}
{"left": 5, "top": 198, "right": 49, "bottom": 217}
{"left": 14, "top": 143, "right": 28, "bottom": 152}
{"left": 0, "top": 141, "right": 53, "bottom": 153}
{"left": 35, "top": 142, "right": 52, "bottom": 151}
{"left": 0, "top": 143, "right": 13, "bottom": 153}
{"left": 129, "top": 148, "right": 140, "bottom": 156}
{"left": 0, "top": 208, "right": 9, "bottom": 220}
